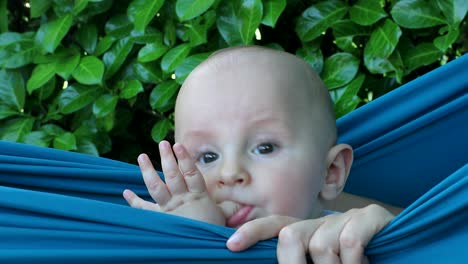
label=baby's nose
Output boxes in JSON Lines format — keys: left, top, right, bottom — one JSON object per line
{"left": 218, "top": 159, "right": 250, "bottom": 187}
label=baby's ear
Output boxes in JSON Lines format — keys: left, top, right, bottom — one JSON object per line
{"left": 320, "top": 144, "right": 353, "bottom": 201}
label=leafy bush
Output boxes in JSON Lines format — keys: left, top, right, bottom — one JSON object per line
{"left": 0, "top": 0, "right": 466, "bottom": 163}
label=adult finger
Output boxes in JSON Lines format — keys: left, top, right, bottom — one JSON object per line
{"left": 172, "top": 143, "right": 206, "bottom": 193}
{"left": 277, "top": 218, "right": 331, "bottom": 264}
{"left": 123, "top": 189, "right": 160, "bottom": 211}
{"left": 340, "top": 205, "right": 394, "bottom": 264}
{"left": 159, "top": 141, "right": 188, "bottom": 195}
{"left": 227, "top": 215, "right": 299, "bottom": 252}
{"left": 138, "top": 153, "right": 171, "bottom": 206}
{"left": 306, "top": 214, "right": 345, "bottom": 264}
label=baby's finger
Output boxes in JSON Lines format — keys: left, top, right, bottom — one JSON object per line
{"left": 227, "top": 215, "right": 298, "bottom": 252}
{"left": 138, "top": 153, "right": 171, "bottom": 206}
{"left": 339, "top": 205, "right": 393, "bottom": 264}
{"left": 159, "top": 141, "right": 188, "bottom": 195}
{"left": 123, "top": 189, "right": 160, "bottom": 211}
{"left": 173, "top": 143, "right": 206, "bottom": 193}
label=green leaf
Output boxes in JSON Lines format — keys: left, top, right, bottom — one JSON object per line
{"left": 58, "top": 84, "right": 102, "bottom": 114}
{"left": 0, "top": 0, "right": 7, "bottom": 32}
{"left": 30, "top": 0, "right": 52, "bottom": 18}
{"left": 27, "top": 63, "right": 56, "bottom": 94}
{"left": 103, "top": 37, "right": 134, "bottom": 79}
{"left": 0, "top": 32, "right": 24, "bottom": 47}
{"left": 332, "top": 20, "right": 370, "bottom": 53}
{"left": 261, "top": 0, "right": 286, "bottom": 27}
{"left": 403, "top": 43, "right": 443, "bottom": 71}
{"left": 435, "top": 0, "right": 468, "bottom": 26}
{"left": 119, "top": 79, "right": 144, "bottom": 99}
{"left": 2, "top": 38, "right": 37, "bottom": 69}
{"left": 105, "top": 14, "right": 133, "bottom": 38}
{"left": 349, "top": 0, "right": 387, "bottom": 26}
{"left": 94, "top": 132, "right": 112, "bottom": 154}
{"left": 163, "top": 20, "right": 177, "bottom": 46}
{"left": 97, "top": 110, "right": 115, "bottom": 132}
{"left": 175, "top": 52, "right": 211, "bottom": 84}
{"left": 296, "top": 0, "right": 348, "bottom": 42}
{"left": 132, "top": 62, "right": 163, "bottom": 83}
{"left": 53, "top": 132, "right": 77, "bottom": 151}
{"left": 52, "top": 0, "right": 75, "bottom": 16}
{"left": 216, "top": 1, "right": 243, "bottom": 46}
{"left": 130, "top": 28, "right": 163, "bottom": 44}
{"left": 73, "top": 118, "right": 97, "bottom": 138}
{"left": 0, "top": 69, "right": 25, "bottom": 111}
{"left": 75, "top": 23, "right": 98, "bottom": 54}
{"left": 41, "top": 124, "right": 66, "bottom": 137}
{"left": 150, "top": 80, "right": 180, "bottom": 112}
{"left": 55, "top": 52, "right": 80, "bottom": 80}
{"left": 73, "top": 0, "right": 89, "bottom": 15}
{"left": 238, "top": 0, "right": 263, "bottom": 44}
{"left": 391, "top": 0, "right": 446, "bottom": 29}
{"left": 36, "top": 76, "right": 57, "bottom": 101}
{"left": 0, "top": 105, "right": 18, "bottom": 120}
{"left": 76, "top": 138, "right": 99, "bottom": 156}
{"left": 388, "top": 50, "right": 404, "bottom": 83}
{"left": 333, "top": 74, "right": 365, "bottom": 118}
{"left": 78, "top": 0, "right": 112, "bottom": 19}
{"left": 92, "top": 94, "right": 118, "bottom": 118}
{"left": 176, "top": 0, "right": 215, "bottom": 21}
{"left": 181, "top": 17, "right": 210, "bottom": 46}
{"left": 364, "top": 19, "right": 402, "bottom": 74}
{"left": 23, "top": 131, "right": 50, "bottom": 147}
{"left": 127, "top": 0, "right": 164, "bottom": 33}
{"left": 151, "top": 119, "right": 171, "bottom": 143}
{"left": 94, "top": 36, "right": 115, "bottom": 56}
{"left": 434, "top": 28, "right": 460, "bottom": 51}
{"left": 138, "top": 42, "right": 168, "bottom": 62}
{"left": 161, "top": 44, "right": 191, "bottom": 73}
{"left": 321, "top": 53, "right": 360, "bottom": 89}
{"left": 35, "top": 14, "right": 74, "bottom": 53}
{"left": 296, "top": 45, "right": 324, "bottom": 74}
{"left": 0, "top": 118, "right": 34, "bottom": 142}
{"left": 72, "top": 56, "right": 104, "bottom": 85}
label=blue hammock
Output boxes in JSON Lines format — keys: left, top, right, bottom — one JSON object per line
{"left": 0, "top": 55, "right": 467, "bottom": 263}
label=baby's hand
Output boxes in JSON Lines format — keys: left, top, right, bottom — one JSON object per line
{"left": 123, "top": 141, "right": 225, "bottom": 226}
{"left": 227, "top": 205, "right": 394, "bottom": 264}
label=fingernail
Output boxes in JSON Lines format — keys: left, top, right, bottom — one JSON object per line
{"left": 227, "top": 233, "right": 243, "bottom": 246}
{"left": 173, "top": 143, "right": 183, "bottom": 155}
{"left": 160, "top": 141, "right": 170, "bottom": 150}
{"left": 123, "top": 189, "right": 131, "bottom": 199}
{"left": 137, "top": 154, "right": 147, "bottom": 163}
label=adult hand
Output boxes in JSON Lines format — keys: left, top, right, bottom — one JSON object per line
{"left": 227, "top": 205, "right": 394, "bottom": 264}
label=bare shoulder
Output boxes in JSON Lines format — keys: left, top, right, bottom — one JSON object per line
{"left": 324, "top": 192, "right": 404, "bottom": 215}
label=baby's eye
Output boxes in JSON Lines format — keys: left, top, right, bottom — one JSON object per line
{"left": 198, "top": 152, "right": 219, "bottom": 164}
{"left": 252, "top": 143, "right": 277, "bottom": 155}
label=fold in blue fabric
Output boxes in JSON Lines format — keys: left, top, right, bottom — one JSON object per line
{"left": 0, "top": 55, "right": 467, "bottom": 263}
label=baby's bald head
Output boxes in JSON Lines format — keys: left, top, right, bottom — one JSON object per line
{"left": 176, "top": 46, "right": 337, "bottom": 151}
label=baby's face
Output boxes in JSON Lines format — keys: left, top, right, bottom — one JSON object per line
{"left": 175, "top": 52, "right": 331, "bottom": 227}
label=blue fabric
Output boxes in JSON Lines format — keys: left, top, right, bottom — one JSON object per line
{"left": 0, "top": 55, "right": 467, "bottom": 263}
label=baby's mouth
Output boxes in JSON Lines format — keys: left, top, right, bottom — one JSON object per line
{"left": 226, "top": 204, "right": 254, "bottom": 228}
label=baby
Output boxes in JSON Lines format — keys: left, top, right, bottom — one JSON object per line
{"left": 123, "top": 46, "right": 394, "bottom": 263}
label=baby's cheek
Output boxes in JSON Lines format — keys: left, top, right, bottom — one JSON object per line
{"left": 267, "top": 172, "right": 318, "bottom": 218}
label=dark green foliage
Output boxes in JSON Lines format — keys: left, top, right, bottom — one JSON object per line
{"left": 0, "top": 0, "right": 466, "bottom": 163}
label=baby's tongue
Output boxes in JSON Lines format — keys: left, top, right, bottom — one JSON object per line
{"left": 226, "top": 205, "right": 253, "bottom": 227}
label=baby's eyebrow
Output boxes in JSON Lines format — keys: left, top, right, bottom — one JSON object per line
{"left": 180, "top": 129, "right": 214, "bottom": 142}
